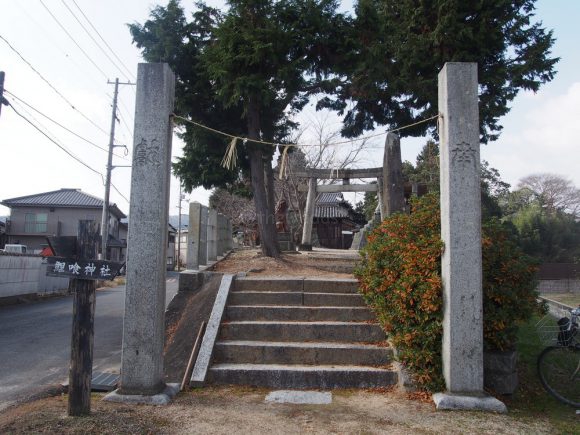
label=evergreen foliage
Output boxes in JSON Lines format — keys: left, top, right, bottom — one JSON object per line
{"left": 319, "top": 0, "right": 558, "bottom": 142}
{"left": 130, "top": 0, "right": 348, "bottom": 256}
{"left": 129, "top": 1, "right": 246, "bottom": 191}
{"left": 507, "top": 203, "right": 580, "bottom": 263}
{"left": 129, "top": 0, "right": 558, "bottom": 257}
{"left": 501, "top": 174, "right": 580, "bottom": 263}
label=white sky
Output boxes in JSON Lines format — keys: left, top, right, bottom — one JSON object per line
{"left": 1, "top": 0, "right": 578, "bottom": 217}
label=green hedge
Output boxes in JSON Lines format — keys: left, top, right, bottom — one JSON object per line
{"left": 355, "top": 193, "right": 542, "bottom": 391}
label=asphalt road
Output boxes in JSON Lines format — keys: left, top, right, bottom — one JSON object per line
{"left": 0, "top": 272, "right": 179, "bottom": 411}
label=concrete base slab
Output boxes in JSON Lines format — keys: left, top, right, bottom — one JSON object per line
{"left": 265, "top": 390, "right": 332, "bottom": 405}
{"left": 103, "top": 383, "right": 180, "bottom": 406}
{"left": 432, "top": 392, "right": 507, "bottom": 413}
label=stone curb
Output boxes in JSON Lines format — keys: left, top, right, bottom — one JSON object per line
{"left": 103, "top": 383, "right": 180, "bottom": 405}
{"left": 178, "top": 250, "right": 233, "bottom": 292}
{"left": 189, "top": 274, "right": 234, "bottom": 386}
{"left": 432, "top": 392, "right": 507, "bottom": 413}
{"left": 539, "top": 295, "right": 575, "bottom": 312}
{"left": 265, "top": 390, "right": 332, "bottom": 405}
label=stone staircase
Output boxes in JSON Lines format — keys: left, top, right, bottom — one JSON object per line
{"left": 350, "top": 207, "right": 382, "bottom": 250}
{"left": 206, "top": 277, "right": 397, "bottom": 389}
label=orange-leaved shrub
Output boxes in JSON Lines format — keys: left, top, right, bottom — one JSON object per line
{"left": 355, "top": 193, "right": 542, "bottom": 391}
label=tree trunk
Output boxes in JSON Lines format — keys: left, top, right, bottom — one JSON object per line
{"left": 247, "top": 97, "right": 280, "bottom": 258}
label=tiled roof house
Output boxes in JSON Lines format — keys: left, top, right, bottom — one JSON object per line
{"left": 1, "top": 188, "right": 126, "bottom": 259}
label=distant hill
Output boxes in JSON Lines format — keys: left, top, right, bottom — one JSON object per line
{"left": 169, "top": 215, "right": 188, "bottom": 230}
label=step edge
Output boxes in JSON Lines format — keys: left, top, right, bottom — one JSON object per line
{"left": 210, "top": 363, "right": 396, "bottom": 372}
{"left": 215, "top": 340, "right": 391, "bottom": 349}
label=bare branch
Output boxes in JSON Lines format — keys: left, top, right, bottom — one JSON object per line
{"left": 518, "top": 173, "right": 580, "bottom": 217}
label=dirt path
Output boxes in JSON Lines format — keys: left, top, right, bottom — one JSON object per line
{"left": 0, "top": 386, "right": 555, "bottom": 434}
{"left": 211, "top": 248, "right": 359, "bottom": 278}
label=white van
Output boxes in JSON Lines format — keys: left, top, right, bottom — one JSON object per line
{"left": 3, "top": 244, "right": 28, "bottom": 254}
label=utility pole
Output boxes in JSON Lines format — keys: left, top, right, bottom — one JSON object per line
{"left": 101, "top": 79, "right": 119, "bottom": 260}
{"left": 101, "top": 78, "right": 133, "bottom": 260}
{"left": 0, "top": 72, "right": 7, "bottom": 118}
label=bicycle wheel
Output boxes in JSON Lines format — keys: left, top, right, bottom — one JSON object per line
{"left": 537, "top": 345, "right": 580, "bottom": 407}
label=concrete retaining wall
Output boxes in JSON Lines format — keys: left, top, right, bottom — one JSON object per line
{"left": 538, "top": 279, "right": 580, "bottom": 294}
{"left": 0, "top": 253, "right": 69, "bottom": 298}
{"left": 539, "top": 296, "right": 575, "bottom": 318}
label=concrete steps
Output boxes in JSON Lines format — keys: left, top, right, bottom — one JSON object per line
{"left": 214, "top": 340, "right": 392, "bottom": 365}
{"left": 220, "top": 321, "right": 385, "bottom": 342}
{"left": 233, "top": 277, "right": 360, "bottom": 294}
{"left": 228, "top": 291, "right": 366, "bottom": 307}
{"left": 225, "top": 305, "right": 373, "bottom": 322}
{"left": 208, "top": 276, "right": 396, "bottom": 389}
{"left": 208, "top": 364, "right": 397, "bottom": 389}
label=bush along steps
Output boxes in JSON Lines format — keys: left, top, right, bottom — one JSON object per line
{"left": 355, "top": 193, "right": 544, "bottom": 392}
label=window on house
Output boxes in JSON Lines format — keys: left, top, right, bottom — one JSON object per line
{"left": 24, "top": 213, "right": 48, "bottom": 233}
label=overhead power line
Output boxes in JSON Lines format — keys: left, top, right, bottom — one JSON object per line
{"left": 39, "top": 0, "right": 110, "bottom": 80}
{"left": 17, "top": 1, "right": 133, "bottom": 121}
{"left": 0, "top": 33, "right": 109, "bottom": 136}
{"left": 6, "top": 96, "right": 131, "bottom": 205}
{"left": 15, "top": 1, "right": 111, "bottom": 98}
{"left": 111, "top": 182, "right": 129, "bottom": 203}
{"left": 4, "top": 89, "right": 130, "bottom": 161}
{"left": 6, "top": 97, "right": 103, "bottom": 178}
{"left": 116, "top": 102, "right": 134, "bottom": 137}
{"left": 8, "top": 97, "right": 67, "bottom": 149}
{"left": 60, "top": 0, "right": 134, "bottom": 82}
{"left": 70, "top": 0, "right": 136, "bottom": 81}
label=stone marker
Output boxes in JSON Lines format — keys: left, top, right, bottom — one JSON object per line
{"left": 199, "top": 205, "right": 208, "bottom": 266}
{"left": 187, "top": 202, "right": 203, "bottom": 269}
{"left": 300, "top": 177, "right": 317, "bottom": 250}
{"left": 226, "top": 218, "right": 233, "bottom": 250}
{"left": 217, "top": 213, "right": 225, "bottom": 256}
{"left": 381, "top": 132, "right": 405, "bottom": 217}
{"left": 113, "top": 63, "right": 175, "bottom": 398}
{"left": 435, "top": 62, "right": 506, "bottom": 412}
{"left": 207, "top": 209, "right": 217, "bottom": 262}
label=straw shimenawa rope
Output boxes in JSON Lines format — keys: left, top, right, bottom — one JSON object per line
{"left": 221, "top": 137, "right": 239, "bottom": 170}
{"left": 171, "top": 113, "right": 440, "bottom": 170}
{"left": 278, "top": 145, "right": 291, "bottom": 178}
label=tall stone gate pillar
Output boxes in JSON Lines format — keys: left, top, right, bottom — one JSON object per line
{"left": 433, "top": 62, "right": 505, "bottom": 412}
{"left": 107, "top": 63, "right": 177, "bottom": 403}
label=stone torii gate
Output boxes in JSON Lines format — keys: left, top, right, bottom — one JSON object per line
{"left": 104, "top": 60, "right": 500, "bottom": 414}
{"left": 296, "top": 132, "right": 405, "bottom": 250}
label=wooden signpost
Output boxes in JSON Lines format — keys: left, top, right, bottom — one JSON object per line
{"left": 45, "top": 221, "right": 122, "bottom": 416}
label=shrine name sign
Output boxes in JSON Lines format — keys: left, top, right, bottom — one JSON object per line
{"left": 46, "top": 257, "right": 123, "bottom": 281}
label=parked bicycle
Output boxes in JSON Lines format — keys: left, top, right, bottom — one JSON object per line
{"left": 536, "top": 305, "right": 580, "bottom": 407}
